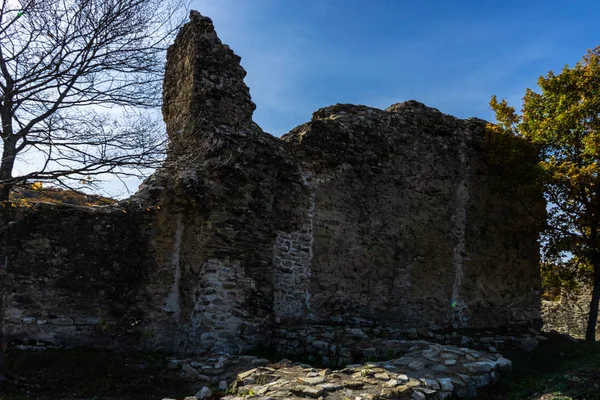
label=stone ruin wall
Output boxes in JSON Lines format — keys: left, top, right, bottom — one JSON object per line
{"left": 0, "top": 11, "right": 544, "bottom": 356}
{"left": 542, "top": 287, "right": 600, "bottom": 339}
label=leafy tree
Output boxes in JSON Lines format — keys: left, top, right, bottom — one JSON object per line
{"left": 0, "top": 0, "right": 187, "bottom": 201}
{"left": 490, "top": 46, "right": 600, "bottom": 341}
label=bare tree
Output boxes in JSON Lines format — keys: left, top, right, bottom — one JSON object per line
{"left": 0, "top": 0, "right": 187, "bottom": 200}
{"left": 0, "top": 0, "right": 186, "bottom": 385}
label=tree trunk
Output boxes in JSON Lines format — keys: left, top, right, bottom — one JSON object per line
{"left": 0, "top": 138, "right": 16, "bottom": 202}
{"left": 0, "top": 341, "right": 8, "bottom": 380}
{"left": 0, "top": 260, "right": 10, "bottom": 381}
{"left": 586, "top": 253, "right": 600, "bottom": 341}
{"left": 0, "top": 184, "right": 11, "bottom": 202}
{"left": 0, "top": 169, "right": 15, "bottom": 384}
{"left": 0, "top": 233, "right": 7, "bottom": 379}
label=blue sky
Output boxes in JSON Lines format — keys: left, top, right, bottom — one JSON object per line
{"left": 17, "top": 0, "right": 597, "bottom": 198}
{"left": 194, "top": 0, "right": 600, "bottom": 137}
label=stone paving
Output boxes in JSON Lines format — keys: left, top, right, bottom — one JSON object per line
{"left": 166, "top": 341, "right": 514, "bottom": 399}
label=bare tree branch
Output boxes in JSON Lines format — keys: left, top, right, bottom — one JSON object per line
{"left": 0, "top": 0, "right": 188, "bottom": 200}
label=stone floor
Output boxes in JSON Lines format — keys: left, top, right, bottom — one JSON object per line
{"left": 167, "top": 341, "right": 513, "bottom": 399}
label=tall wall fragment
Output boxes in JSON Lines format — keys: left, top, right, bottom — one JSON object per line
{"left": 0, "top": 11, "right": 544, "bottom": 354}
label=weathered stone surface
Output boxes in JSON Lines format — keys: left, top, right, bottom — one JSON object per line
{"left": 186, "top": 344, "right": 510, "bottom": 398}
{"left": 380, "top": 385, "right": 412, "bottom": 398}
{"left": 0, "top": 203, "right": 157, "bottom": 349}
{"left": 496, "top": 358, "right": 513, "bottom": 372}
{"left": 194, "top": 386, "right": 212, "bottom": 399}
{"left": 298, "top": 376, "right": 325, "bottom": 385}
{"left": 290, "top": 385, "right": 324, "bottom": 398}
{"left": 0, "top": 9, "right": 543, "bottom": 356}
{"left": 520, "top": 336, "right": 539, "bottom": 352}
{"left": 279, "top": 343, "right": 502, "bottom": 396}
{"left": 542, "top": 287, "right": 600, "bottom": 339}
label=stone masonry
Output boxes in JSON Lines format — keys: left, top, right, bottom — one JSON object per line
{"left": 0, "top": 11, "right": 544, "bottom": 356}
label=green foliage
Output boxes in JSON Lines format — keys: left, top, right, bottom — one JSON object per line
{"left": 483, "top": 337, "right": 600, "bottom": 400}
{"left": 98, "top": 317, "right": 110, "bottom": 331}
{"left": 490, "top": 46, "right": 600, "bottom": 312}
{"left": 483, "top": 120, "right": 545, "bottom": 225}
{"left": 484, "top": 118, "right": 540, "bottom": 179}
{"left": 541, "top": 259, "right": 592, "bottom": 301}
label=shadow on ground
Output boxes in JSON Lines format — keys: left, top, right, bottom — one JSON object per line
{"left": 0, "top": 350, "right": 198, "bottom": 400}
{"left": 2, "top": 332, "right": 600, "bottom": 400}
{"left": 481, "top": 332, "right": 600, "bottom": 400}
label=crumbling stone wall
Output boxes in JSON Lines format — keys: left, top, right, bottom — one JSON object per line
{"left": 278, "top": 102, "right": 542, "bottom": 330}
{"left": 542, "top": 288, "right": 600, "bottom": 338}
{"left": 0, "top": 11, "right": 544, "bottom": 355}
{"left": 0, "top": 204, "right": 157, "bottom": 349}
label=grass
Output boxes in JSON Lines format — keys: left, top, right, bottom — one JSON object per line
{"left": 482, "top": 333, "right": 600, "bottom": 400}
{"left": 2, "top": 333, "right": 600, "bottom": 400}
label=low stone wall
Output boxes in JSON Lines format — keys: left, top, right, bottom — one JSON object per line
{"left": 0, "top": 203, "right": 157, "bottom": 349}
{"left": 169, "top": 340, "right": 512, "bottom": 400}
{"left": 542, "top": 289, "right": 600, "bottom": 338}
{"left": 0, "top": 202, "right": 275, "bottom": 353}
{"left": 167, "top": 343, "right": 514, "bottom": 399}
{"left": 230, "top": 345, "right": 511, "bottom": 399}
{"left": 271, "top": 325, "right": 542, "bottom": 368}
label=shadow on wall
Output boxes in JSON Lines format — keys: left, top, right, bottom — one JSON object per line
{"left": 0, "top": 10, "right": 544, "bottom": 355}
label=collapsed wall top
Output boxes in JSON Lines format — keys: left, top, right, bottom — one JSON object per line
{"left": 162, "top": 11, "right": 256, "bottom": 152}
